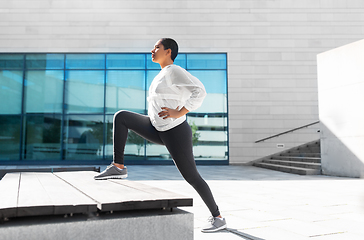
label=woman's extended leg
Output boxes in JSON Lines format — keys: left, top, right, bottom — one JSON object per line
{"left": 158, "top": 121, "right": 220, "bottom": 217}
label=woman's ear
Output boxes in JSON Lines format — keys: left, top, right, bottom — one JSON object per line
{"left": 166, "top": 48, "right": 172, "bottom": 58}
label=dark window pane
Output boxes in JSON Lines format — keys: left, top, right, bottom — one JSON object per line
{"left": 106, "top": 70, "right": 145, "bottom": 113}
{"left": 0, "top": 115, "right": 21, "bottom": 160}
{"left": 24, "top": 115, "right": 62, "bottom": 160}
{"left": 0, "top": 70, "right": 23, "bottom": 114}
{"left": 66, "top": 54, "right": 105, "bottom": 69}
{"left": 26, "top": 54, "right": 64, "bottom": 69}
{"left": 0, "top": 54, "right": 24, "bottom": 69}
{"left": 25, "top": 71, "right": 64, "bottom": 113}
{"left": 187, "top": 54, "right": 226, "bottom": 69}
{"left": 64, "top": 115, "right": 104, "bottom": 160}
{"left": 106, "top": 54, "right": 145, "bottom": 69}
{"left": 65, "top": 70, "right": 105, "bottom": 113}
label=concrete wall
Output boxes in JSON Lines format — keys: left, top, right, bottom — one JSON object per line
{"left": 317, "top": 39, "right": 364, "bottom": 178}
{"left": 1, "top": 0, "right": 364, "bottom": 164}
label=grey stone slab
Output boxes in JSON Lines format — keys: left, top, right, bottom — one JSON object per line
{"left": 16, "top": 172, "right": 97, "bottom": 217}
{"left": 0, "top": 208, "right": 193, "bottom": 240}
{"left": 109, "top": 179, "right": 193, "bottom": 208}
{"left": 55, "top": 171, "right": 192, "bottom": 212}
{"left": 0, "top": 166, "right": 99, "bottom": 180}
{"left": 0, "top": 173, "right": 20, "bottom": 219}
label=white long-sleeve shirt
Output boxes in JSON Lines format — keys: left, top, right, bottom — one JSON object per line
{"left": 147, "top": 64, "right": 207, "bottom": 131}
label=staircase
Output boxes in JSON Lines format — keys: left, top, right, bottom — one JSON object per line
{"left": 253, "top": 140, "right": 321, "bottom": 175}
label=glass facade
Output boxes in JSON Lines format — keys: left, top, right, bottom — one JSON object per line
{"left": 0, "top": 53, "right": 228, "bottom": 164}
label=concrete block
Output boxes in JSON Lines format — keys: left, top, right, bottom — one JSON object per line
{"left": 318, "top": 38, "right": 364, "bottom": 178}
{"left": 0, "top": 208, "right": 193, "bottom": 240}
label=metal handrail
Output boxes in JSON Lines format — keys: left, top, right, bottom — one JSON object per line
{"left": 255, "top": 121, "right": 320, "bottom": 143}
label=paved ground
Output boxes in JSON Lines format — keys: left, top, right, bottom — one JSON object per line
{"left": 117, "top": 165, "right": 364, "bottom": 240}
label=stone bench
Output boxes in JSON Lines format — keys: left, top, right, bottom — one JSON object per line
{"left": 0, "top": 171, "right": 193, "bottom": 240}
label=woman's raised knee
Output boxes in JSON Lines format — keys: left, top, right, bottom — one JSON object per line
{"left": 113, "top": 110, "right": 129, "bottom": 122}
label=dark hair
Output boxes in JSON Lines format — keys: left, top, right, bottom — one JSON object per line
{"left": 160, "top": 38, "right": 179, "bottom": 61}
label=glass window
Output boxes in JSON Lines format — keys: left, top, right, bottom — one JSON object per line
{"left": 66, "top": 54, "right": 105, "bottom": 69}
{"left": 24, "top": 115, "right": 62, "bottom": 160}
{"left": 0, "top": 54, "right": 24, "bottom": 69}
{"left": 106, "top": 70, "right": 145, "bottom": 113}
{"left": 0, "top": 70, "right": 23, "bottom": 114}
{"left": 0, "top": 115, "right": 21, "bottom": 160}
{"left": 64, "top": 115, "right": 104, "bottom": 160}
{"left": 106, "top": 54, "right": 145, "bottom": 69}
{"left": 187, "top": 54, "right": 226, "bottom": 70}
{"left": 146, "top": 53, "right": 186, "bottom": 69}
{"left": 187, "top": 114, "right": 228, "bottom": 160}
{"left": 146, "top": 70, "right": 160, "bottom": 110}
{"left": 146, "top": 56, "right": 160, "bottom": 70}
{"left": 26, "top": 54, "right": 64, "bottom": 69}
{"left": 0, "top": 53, "right": 228, "bottom": 164}
{"left": 189, "top": 70, "right": 227, "bottom": 113}
{"left": 25, "top": 71, "right": 64, "bottom": 113}
{"left": 174, "top": 54, "right": 186, "bottom": 68}
{"left": 65, "top": 70, "right": 105, "bottom": 113}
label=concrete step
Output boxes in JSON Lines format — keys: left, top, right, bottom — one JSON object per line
{"left": 271, "top": 156, "right": 321, "bottom": 163}
{"left": 263, "top": 159, "right": 321, "bottom": 169}
{"left": 280, "top": 152, "right": 320, "bottom": 158}
{"left": 254, "top": 162, "right": 321, "bottom": 175}
{"left": 288, "top": 146, "right": 320, "bottom": 153}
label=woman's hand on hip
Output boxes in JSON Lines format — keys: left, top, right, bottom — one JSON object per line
{"left": 158, "top": 106, "right": 189, "bottom": 119}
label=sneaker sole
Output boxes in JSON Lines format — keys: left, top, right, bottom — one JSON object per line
{"left": 201, "top": 224, "right": 227, "bottom": 233}
{"left": 94, "top": 174, "right": 128, "bottom": 180}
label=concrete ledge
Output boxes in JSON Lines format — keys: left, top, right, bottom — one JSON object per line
{"left": 0, "top": 208, "right": 193, "bottom": 240}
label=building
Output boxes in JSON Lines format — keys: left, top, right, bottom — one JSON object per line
{"left": 1, "top": 0, "right": 364, "bottom": 166}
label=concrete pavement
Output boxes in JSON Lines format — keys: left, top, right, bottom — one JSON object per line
{"left": 121, "top": 165, "right": 364, "bottom": 240}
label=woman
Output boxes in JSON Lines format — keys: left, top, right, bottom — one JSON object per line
{"left": 94, "top": 38, "right": 227, "bottom": 233}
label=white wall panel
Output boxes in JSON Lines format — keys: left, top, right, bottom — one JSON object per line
{"left": 1, "top": 0, "right": 363, "bottom": 163}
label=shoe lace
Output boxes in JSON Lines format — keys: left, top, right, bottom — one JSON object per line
{"left": 106, "top": 164, "right": 114, "bottom": 170}
{"left": 207, "top": 216, "right": 215, "bottom": 224}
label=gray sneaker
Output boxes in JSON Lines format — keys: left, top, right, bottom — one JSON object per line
{"left": 94, "top": 164, "right": 128, "bottom": 180}
{"left": 201, "top": 217, "right": 227, "bottom": 233}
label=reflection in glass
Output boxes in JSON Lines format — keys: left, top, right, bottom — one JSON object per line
{"left": 26, "top": 54, "right": 64, "bottom": 69}
{"left": 187, "top": 114, "right": 228, "bottom": 160}
{"left": 25, "top": 71, "right": 64, "bottom": 113}
{"left": 65, "top": 70, "right": 105, "bottom": 113}
{"left": 64, "top": 115, "right": 104, "bottom": 160}
{"left": 189, "top": 70, "right": 227, "bottom": 113}
{"left": 106, "top": 54, "right": 145, "bottom": 69}
{"left": 146, "top": 142, "right": 170, "bottom": 160}
{"left": 0, "top": 54, "right": 24, "bottom": 69}
{"left": 0, "top": 115, "right": 21, "bottom": 160}
{"left": 66, "top": 54, "right": 105, "bottom": 69}
{"left": 0, "top": 70, "right": 23, "bottom": 114}
{"left": 24, "top": 115, "right": 62, "bottom": 160}
{"left": 146, "top": 70, "right": 159, "bottom": 110}
{"left": 106, "top": 70, "right": 145, "bottom": 113}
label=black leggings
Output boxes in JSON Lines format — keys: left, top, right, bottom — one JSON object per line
{"left": 113, "top": 110, "right": 220, "bottom": 217}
